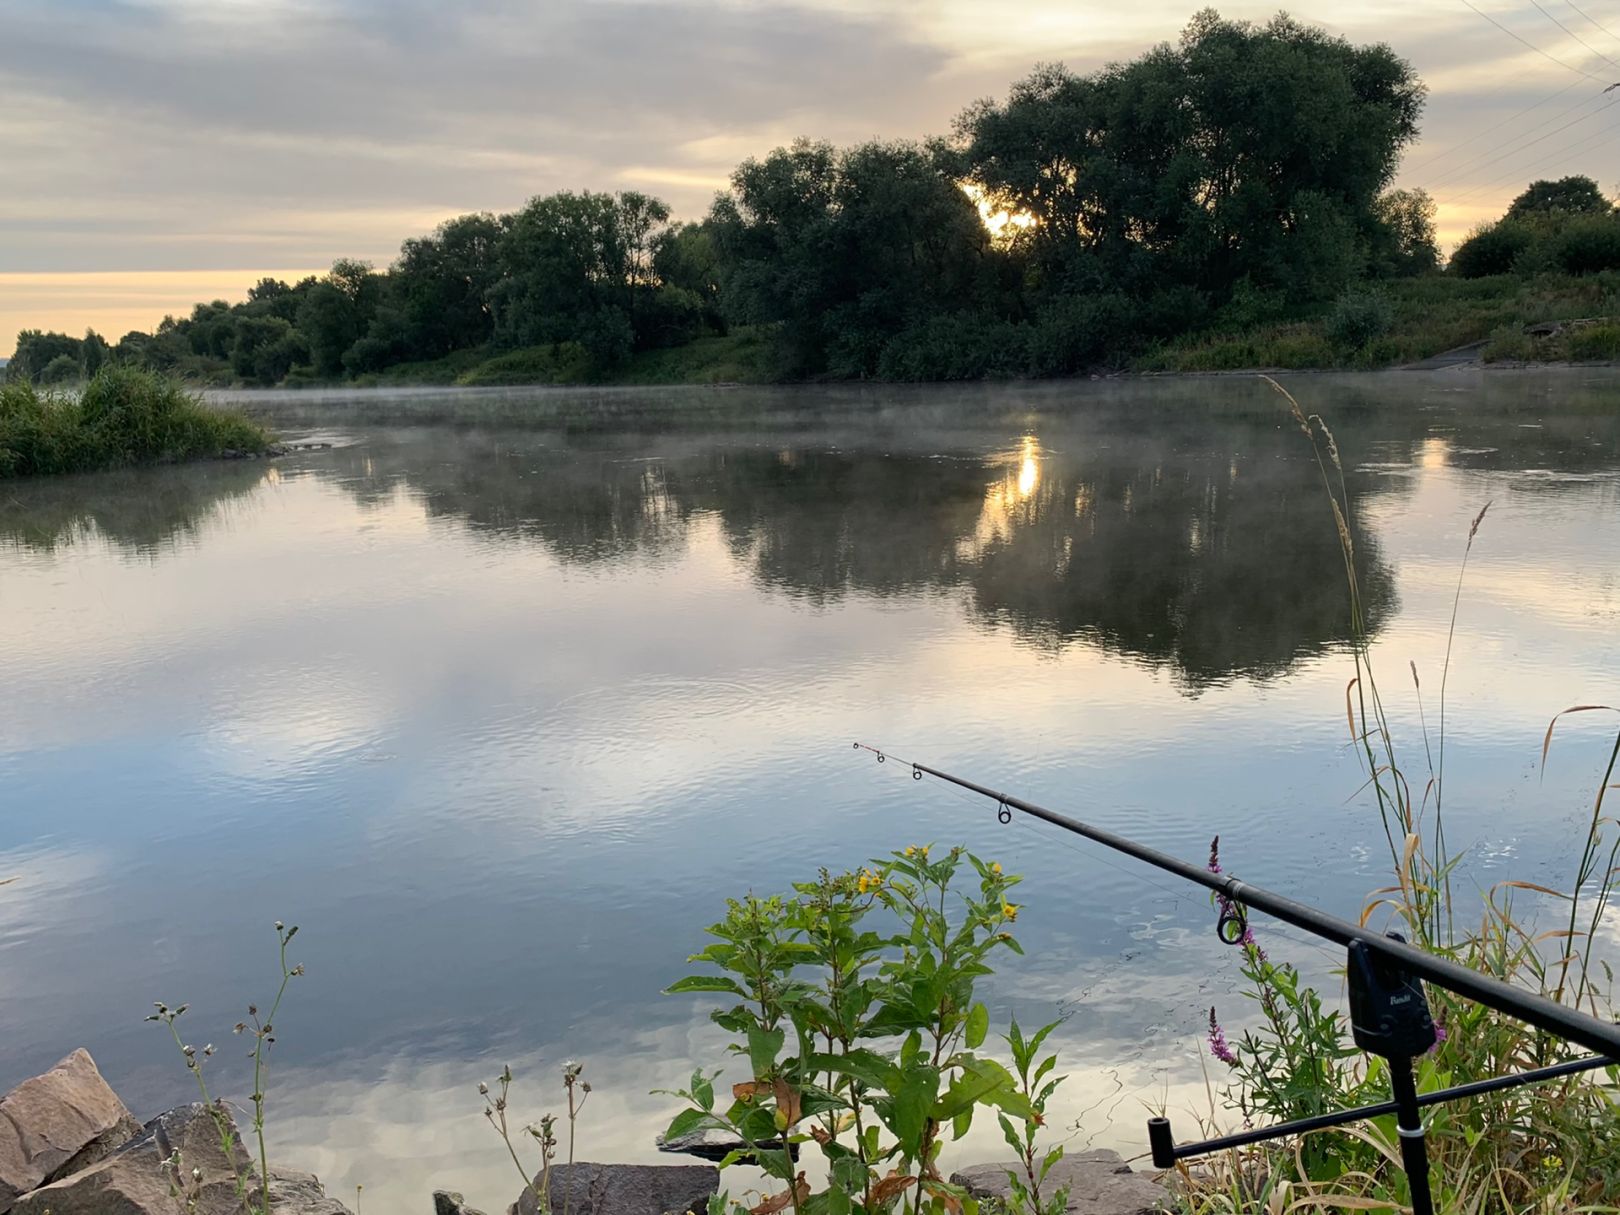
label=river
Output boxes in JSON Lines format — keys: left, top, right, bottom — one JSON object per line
{"left": 1, "top": 371, "right": 1617, "bottom": 1211}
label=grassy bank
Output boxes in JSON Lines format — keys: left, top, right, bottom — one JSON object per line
{"left": 1139, "top": 271, "right": 1620, "bottom": 372}
{"left": 0, "top": 367, "right": 273, "bottom": 478}
{"left": 345, "top": 330, "right": 777, "bottom": 390}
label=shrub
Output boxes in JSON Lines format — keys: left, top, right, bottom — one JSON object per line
{"left": 1564, "top": 321, "right": 1620, "bottom": 360}
{"left": 0, "top": 367, "right": 271, "bottom": 477}
{"left": 1553, "top": 215, "right": 1620, "bottom": 275}
{"left": 1449, "top": 221, "right": 1535, "bottom": 278}
{"left": 39, "top": 354, "right": 81, "bottom": 385}
{"left": 875, "top": 314, "right": 1031, "bottom": 381}
{"left": 1323, "top": 288, "right": 1393, "bottom": 348}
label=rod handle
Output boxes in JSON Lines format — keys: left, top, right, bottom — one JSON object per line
{"left": 1146, "top": 1116, "right": 1177, "bottom": 1169}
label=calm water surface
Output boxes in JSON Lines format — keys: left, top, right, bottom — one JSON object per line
{"left": 2, "top": 372, "right": 1617, "bottom": 1210}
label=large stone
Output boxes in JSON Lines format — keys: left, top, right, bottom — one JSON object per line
{"left": 0, "top": 1049, "right": 141, "bottom": 1212}
{"left": 951, "top": 1151, "right": 1169, "bottom": 1215}
{"left": 8, "top": 1101, "right": 360, "bottom": 1215}
{"left": 435, "top": 1192, "right": 490, "bottom": 1215}
{"left": 512, "top": 1163, "right": 719, "bottom": 1215}
{"left": 265, "top": 1168, "right": 356, "bottom": 1215}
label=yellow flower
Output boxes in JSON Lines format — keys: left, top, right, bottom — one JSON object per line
{"left": 904, "top": 846, "right": 915, "bottom": 857}
{"left": 1002, "top": 902, "right": 1019, "bottom": 922}
{"left": 991, "top": 862, "right": 1002, "bottom": 875}
{"left": 857, "top": 873, "right": 869, "bottom": 894}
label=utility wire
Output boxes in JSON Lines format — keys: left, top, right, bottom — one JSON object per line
{"left": 1425, "top": 92, "right": 1618, "bottom": 193}
{"left": 1566, "top": 0, "right": 1620, "bottom": 49}
{"left": 1528, "top": 0, "right": 1620, "bottom": 71}
{"left": 1438, "top": 118, "right": 1620, "bottom": 209}
{"left": 1403, "top": 80, "right": 1583, "bottom": 177}
{"left": 1458, "top": 0, "right": 1619, "bottom": 83}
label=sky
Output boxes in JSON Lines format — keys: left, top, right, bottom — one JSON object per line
{"left": 4, "top": 0, "right": 1620, "bottom": 354}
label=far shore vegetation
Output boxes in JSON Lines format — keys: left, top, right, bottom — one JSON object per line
{"left": 12, "top": 10, "right": 1620, "bottom": 392}
{"left": 0, "top": 366, "right": 272, "bottom": 478}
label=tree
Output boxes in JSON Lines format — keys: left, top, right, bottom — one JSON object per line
{"left": 230, "top": 315, "right": 307, "bottom": 384}
{"left": 1370, "top": 188, "right": 1439, "bottom": 277}
{"left": 7, "top": 330, "right": 82, "bottom": 381}
{"left": 1505, "top": 176, "right": 1611, "bottom": 221}
{"left": 955, "top": 10, "right": 1424, "bottom": 305}
{"left": 710, "top": 138, "right": 989, "bottom": 375}
{"left": 296, "top": 262, "right": 379, "bottom": 378}
{"left": 390, "top": 212, "right": 503, "bottom": 358}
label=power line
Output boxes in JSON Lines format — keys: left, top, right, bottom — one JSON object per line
{"left": 1565, "top": 0, "right": 1620, "bottom": 50}
{"left": 1457, "top": 0, "right": 1618, "bottom": 83}
{"left": 1403, "top": 79, "right": 1584, "bottom": 177}
{"left": 1425, "top": 91, "right": 1617, "bottom": 192}
{"left": 1437, "top": 118, "right": 1620, "bottom": 210}
{"left": 1526, "top": 0, "right": 1620, "bottom": 71}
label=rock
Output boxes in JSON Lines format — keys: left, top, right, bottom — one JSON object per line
{"left": 13, "top": 1102, "right": 352, "bottom": 1215}
{"left": 950, "top": 1151, "right": 1170, "bottom": 1215}
{"left": 0, "top": 1049, "right": 141, "bottom": 1212}
{"left": 14, "top": 1101, "right": 253, "bottom": 1215}
{"left": 265, "top": 1168, "right": 355, "bottom": 1215}
{"left": 435, "top": 1192, "right": 490, "bottom": 1215}
{"left": 511, "top": 1163, "right": 719, "bottom": 1215}
{"left": 656, "top": 1127, "right": 798, "bottom": 1164}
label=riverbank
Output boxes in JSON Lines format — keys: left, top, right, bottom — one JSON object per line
{"left": 281, "top": 272, "right": 1620, "bottom": 388}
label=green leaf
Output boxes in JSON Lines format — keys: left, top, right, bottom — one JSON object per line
{"left": 693, "top": 1071, "right": 715, "bottom": 1112}
{"left": 809, "top": 1048, "right": 901, "bottom": 1093}
{"left": 996, "top": 1113, "right": 1021, "bottom": 1156}
{"left": 663, "top": 1108, "right": 709, "bottom": 1142}
{"left": 1039, "top": 1146, "right": 1063, "bottom": 1181}
{"left": 886, "top": 1064, "right": 940, "bottom": 1147}
{"left": 951, "top": 1107, "right": 974, "bottom": 1141}
{"left": 747, "top": 1025, "right": 785, "bottom": 1079}
{"left": 666, "top": 976, "right": 750, "bottom": 997}
{"left": 965, "top": 1003, "right": 989, "bottom": 1050}
{"left": 931, "top": 1058, "right": 1016, "bottom": 1121}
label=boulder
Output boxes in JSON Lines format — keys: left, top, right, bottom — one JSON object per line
{"left": 0, "top": 1049, "right": 141, "bottom": 1212}
{"left": 12, "top": 1101, "right": 350, "bottom": 1215}
{"left": 656, "top": 1127, "right": 797, "bottom": 1164}
{"left": 511, "top": 1163, "right": 719, "bottom": 1215}
{"left": 435, "top": 1192, "right": 490, "bottom": 1215}
{"left": 265, "top": 1169, "right": 356, "bottom": 1215}
{"left": 950, "top": 1151, "right": 1169, "bottom": 1215}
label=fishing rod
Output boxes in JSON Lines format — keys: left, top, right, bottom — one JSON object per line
{"left": 855, "top": 743, "right": 1620, "bottom": 1214}
{"left": 853, "top": 742, "right": 1620, "bottom": 1060}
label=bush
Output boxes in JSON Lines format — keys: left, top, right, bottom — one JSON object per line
{"left": 0, "top": 367, "right": 271, "bottom": 477}
{"left": 875, "top": 314, "right": 1032, "bottom": 381}
{"left": 1449, "top": 221, "right": 1535, "bottom": 278}
{"left": 1565, "top": 321, "right": 1620, "bottom": 360}
{"left": 1553, "top": 215, "right": 1620, "bottom": 275}
{"left": 39, "top": 354, "right": 81, "bottom": 385}
{"left": 1324, "top": 288, "right": 1393, "bottom": 348}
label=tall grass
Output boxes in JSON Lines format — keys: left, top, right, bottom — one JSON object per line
{"left": 0, "top": 366, "right": 272, "bottom": 478}
{"left": 1176, "top": 379, "right": 1620, "bottom": 1214}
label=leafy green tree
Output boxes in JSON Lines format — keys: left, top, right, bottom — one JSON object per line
{"left": 81, "top": 330, "right": 110, "bottom": 377}
{"left": 230, "top": 315, "right": 307, "bottom": 384}
{"left": 7, "top": 330, "right": 82, "bottom": 382}
{"left": 1505, "top": 176, "right": 1612, "bottom": 221}
{"left": 710, "top": 138, "right": 989, "bottom": 375}
{"left": 1370, "top": 188, "right": 1439, "bottom": 277}
{"left": 390, "top": 212, "right": 503, "bottom": 357}
{"left": 955, "top": 10, "right": 1423, "bottom": 305}
{"left": 296, "top": 262, "right": 379, "bottom": 378}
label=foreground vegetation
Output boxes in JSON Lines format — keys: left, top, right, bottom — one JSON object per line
{"left": 0, "top": 367, "right": 271, "bottom": 478}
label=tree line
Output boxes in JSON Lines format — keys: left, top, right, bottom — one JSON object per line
{"left": 12, "top": 11, "right": 1452, "bottom": 386}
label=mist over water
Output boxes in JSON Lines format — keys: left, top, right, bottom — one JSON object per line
{"left": 2, "top": 371, "right": 1617, "bottom": 1211}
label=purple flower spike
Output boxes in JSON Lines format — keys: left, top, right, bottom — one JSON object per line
{"left": 1208, "top": 1006, "right": 1237, "bottom": 1065}
{"left": 1208, "top": 836, "right": 1223, "bottom": 875}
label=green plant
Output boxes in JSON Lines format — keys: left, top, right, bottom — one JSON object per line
{"left": 479, "top": 1061, "right": 591, "bottom": 1215}
{"left": 661, "top": 848, "right": 1057, "bottom": 1215}
{"left": 1323, "top": 288, "right": 1393, "bottom": 349}
{"left": 147, "top": 922, "right": 304, "bottom": 1215}
{"left": 996, "top": 1017, "right": 1069, "bottom": 1215}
